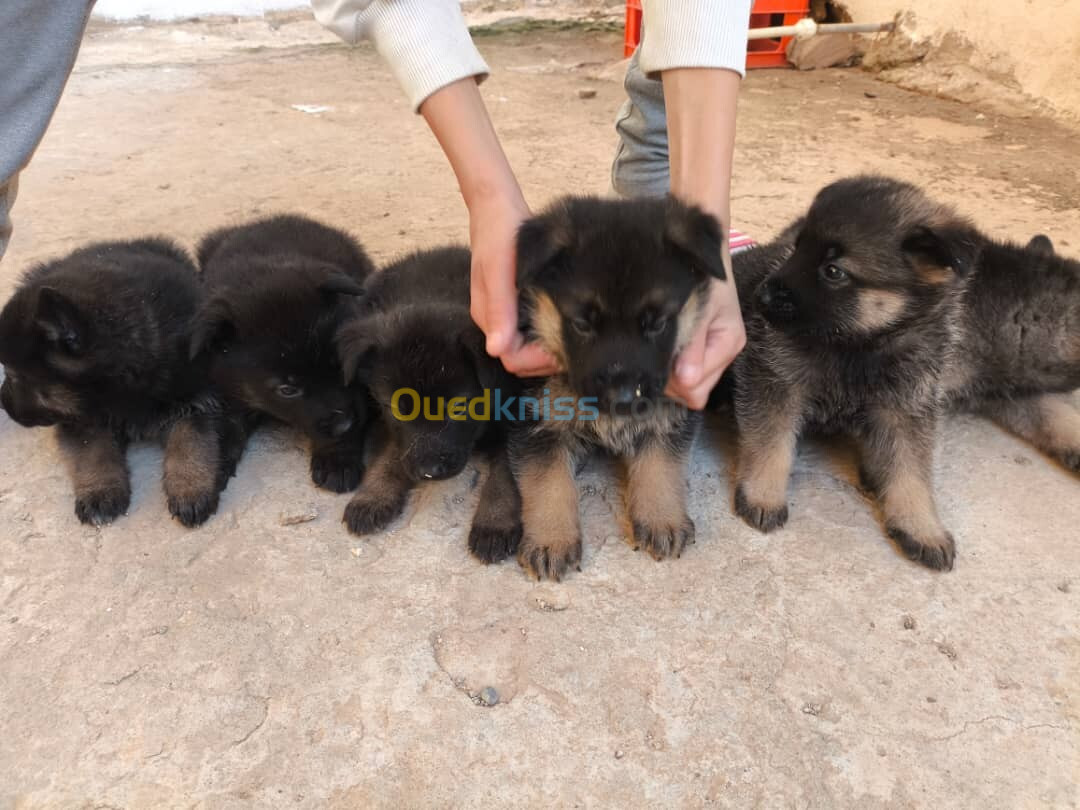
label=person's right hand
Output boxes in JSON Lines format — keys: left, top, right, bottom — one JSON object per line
{"left": 468, "top": 189, "right": 559, "bottom": 378}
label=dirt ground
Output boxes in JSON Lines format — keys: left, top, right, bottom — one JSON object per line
{"left": 2, "top": 14, "right": 1079, "bottom": 809}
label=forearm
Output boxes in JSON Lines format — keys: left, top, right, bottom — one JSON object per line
{"left": 662, "top": 67, "right": 740, "bottom": 238}
{"left": 420, "top": 77, "right": 526, "bottom": 215}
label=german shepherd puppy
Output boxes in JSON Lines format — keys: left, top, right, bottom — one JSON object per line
{"left": 336, "top": 246, "right": 522, "bottom": 563}
{"left": 191, "top": 214, "right": 373, "bottom": 493}
{"left": 510, "top": 195, "right": 728, "bottom": 581}
{"left": 731, "top": 175, "right": 1080, "bottom": 570}
{"left": 0, "top": 239, "right": 237, "bottom": 527}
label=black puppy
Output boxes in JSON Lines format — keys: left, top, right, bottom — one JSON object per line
{"left": 336, "top": 246, "right": 523, "bottom": 563}
{"left": 191, "top": 214, "right": 373, "bottom": 492}
{"left": 731, "top": 175, "right": 1080, "bottom": 570}
{"left": 510, "top": 195, "right": 728, "bottom": 581}
{"left": 0, "top": 239, "right": 236, "bottom": 527}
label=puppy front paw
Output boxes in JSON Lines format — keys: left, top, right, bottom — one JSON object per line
{"left": 75, "top": 485, "right": 131, "bottom": 526}
{"left": 468, "top": 517, "right": 522, "bottom": 564}
{"left": 517, "top": 534, "right": 582, "bottom": 582}
{"left": 734, "top": 484, "right": 789, "bottom": 533}
{"left": 343, "top": 489, "right": 406, "bottom": 535}
{"left": 168, "top": 490, "right": 220, "bottom": 528}
{"left": 888, "top": 526, "right": 956, "bottom": 571}
{"left": 311, "top": 451, "right": 364, "bottom": 493}
{"left": 631, "top": 516, "right": 695, "bottom": 561}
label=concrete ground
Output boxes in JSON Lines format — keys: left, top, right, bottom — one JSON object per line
{"left": 2, "top": 14, "right": 1079, "bottom": 809}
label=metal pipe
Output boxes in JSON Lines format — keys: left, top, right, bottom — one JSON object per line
{"left": 747, "top": 19, "right": 895, "bottom": 40}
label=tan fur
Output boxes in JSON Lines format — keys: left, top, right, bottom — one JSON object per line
{"left": 855, "top": 289, "right": 909, "bottom": 332}
{"left": 528, "top": 291, "right": 567, "bottom": 367}
{"left": 912, "top": 262, "right": 954, "bottom": 285}
{"left": 879, "top": 453, "right": 948, "bottom": 543}
{"left": 739, "top": 422, "right": 798, "bottom": 509}
{"left": 625, "top": 442, "right": 689, "bottom": 539}
{"left": 984, "top": 394, "right": 1080, "bottom": 464}
{"left": 59, "top": 429, "right": 128, "bottom": 498}
{"left": 517, "top": 445, "right": 580, "bottom": 580}
{"left": 163, "top": 419, "right": 220, "bottom": 500}
{"left": 674, "top": 287, "right": 706, "bottom": 354}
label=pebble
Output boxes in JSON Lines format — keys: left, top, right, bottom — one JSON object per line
{"left": 614, "top": 750, "right": 625, "bottom": 760}
{"left": 279, "top": 504, "right": 318, "bottom": 526}
{"left": 479, "top": 687, "right": 499, "bottom": 707}
{"left": 578, "top": 88, "right": 597, "bottom": 99}
{"left": 902, "top": 614, "right": 916, "bottom": 630}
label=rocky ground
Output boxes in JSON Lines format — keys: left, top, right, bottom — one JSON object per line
{"left": 1, "top": 14, "right": 1078, "bottom": 809}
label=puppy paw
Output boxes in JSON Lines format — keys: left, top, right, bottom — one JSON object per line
{"left": 75, "top": 485, "right": 131, "bottom": 526}
{"left": 311, "top": 452, "right": 364, "bottom": 493}
{"left": 343, "top": 490, "right": 406, "bottom": 535}
{"left": 734, "top": 484, "right": 789, "bottom": 533}
{"left": 631, "top": 516, "right": 695, "bottom": 561}
{"left": 468, "top": 518, "right": 523, "bottom": 564}
{"left": 888, "top": 526, "right": 956, "bottom": 571}
{"left": 168, "top": 490, "right": 220, "bottom": 528}
{"left": 517, "top": 534, "right": 582, "bottom": 582}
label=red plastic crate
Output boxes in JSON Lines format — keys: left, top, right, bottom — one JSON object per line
{"left": 623, "top": 0, "right": 811, "bottom": 69}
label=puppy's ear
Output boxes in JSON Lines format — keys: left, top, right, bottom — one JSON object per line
{"left": 1026, "top": 234, "right": 1055, "bottom": 256}
{"left": 459, "top": 324, "right": 500, "bottom": 393}
{"left": 336, "top": 317, "right": 378, "bottom": 385}
{"left": 188, "top": 297, "right": 235, "bottom": 360}
{"left": 901, "top": 224, "right": 980, "bottom": 281}
{"left": 516, "top": 209, "right": 571, "bottom": 285}
{"left": 35, "top": 287, "right": 88, "bottom": 352}
{"left": 664, "top": 198, "right": 727, "bottom": 280}
{"left": 318, "top": 272, "right": 366, "bottom": 299}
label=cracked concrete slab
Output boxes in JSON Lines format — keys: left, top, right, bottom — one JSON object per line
{"left": 1, "top": 15, "right": 1078, "bottom": 809}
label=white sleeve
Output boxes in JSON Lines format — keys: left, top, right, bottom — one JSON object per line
{"left": 310, "top": 0, "right": 490, "bottom": 112}
{"left": 639, "top": 0, "right": 753, "bottom": 77}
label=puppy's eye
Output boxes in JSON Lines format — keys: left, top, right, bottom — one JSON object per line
{"left": 819, "top": 264, "right": 849, "bottom": 284}
{"left": 277, "top": 384, "right": 303, "bottom": 399}
{"left": 571, "top": 317, "right": 594, "bottom": 337}
{"left": 641, "top": 315, "right": 668, "bottom": 338}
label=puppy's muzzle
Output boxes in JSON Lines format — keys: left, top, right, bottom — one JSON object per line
{"left": 756, "top": 279, "right": 798, "bottom": 322}
{"left": 321, "top": 409, "right": 354, "bottom": 438}
{"left": 592, "top": 367, "right": 654, "bottom": 415}
{"left": 414, "top": 451, "right": 468, "bottom": 482}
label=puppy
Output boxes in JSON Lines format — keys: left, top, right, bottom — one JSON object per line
{"left": 191, "top": 214, "right": 373, "bottom": 492}
{"left": 510, "top": 195, "right": 728, "bottom": 581}
{"left": 0, "top": 239, "right": 236, "bottom": 527}
{"left": 336, "top": 246, "right": 523, "bottom": 563}
{"left": 731, "top": 175, "right": 1080, "bottom": 570}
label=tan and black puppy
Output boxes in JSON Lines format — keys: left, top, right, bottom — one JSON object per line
{"left": 731, "top": 175, "right": 1080, "bottom": 570}
{"left": 337, "top": 246, "right": 523, "bottom": 563}
{"left": 510, "top": 195, "right": 728, "bottom": 581}
{"left": 0, "top": 239, "right": 238, "bottom": 527}
{"left": 191, "top": 214, "right": 374, "bottom": 493}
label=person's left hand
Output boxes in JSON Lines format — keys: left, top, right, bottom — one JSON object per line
{"left": 664, "top": 266, "right": 745, "bottom": 409}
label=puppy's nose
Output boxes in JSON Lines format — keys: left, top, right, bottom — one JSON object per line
{"left": 757, "top": 279, "right": 796, "bottom": 319}
{"left": 416, "top": 453, "right": 463, "bottom": 481}
{"left": 327, "top": 410, "right": 354, "bottom": 437}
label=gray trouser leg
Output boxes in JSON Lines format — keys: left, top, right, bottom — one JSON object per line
{"left": 0, "top": 0, "right": 95, "bottom": 262}
{"left": 611, "top": 44, "right": 670, "bottom": 199}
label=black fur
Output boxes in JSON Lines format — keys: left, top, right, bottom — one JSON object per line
{"left": 728, "top": 175, "right": 1080, "bottom": 570}
{"left": 510, "top": 195, "right": 722, "bottom": 580}
{"left": 0, "top": 239, "right": 236, "bottom": 527}
{"left": 193, "top": 214, "right": 374, "bottom": 493}
{"left": 336, "top": 246, "right": 522, "bottom": 560}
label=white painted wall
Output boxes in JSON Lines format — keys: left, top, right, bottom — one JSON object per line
{"left": 92, "top": 0, "right": 305, "bottom": 20}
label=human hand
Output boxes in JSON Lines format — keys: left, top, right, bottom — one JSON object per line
{"left": 468, "top": 190, "right": 559, "bottom": 377}
{"left": 664, "top": 253, "right": 745, "bottom": 409}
